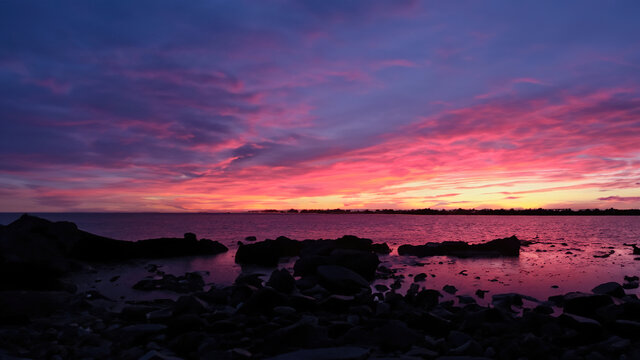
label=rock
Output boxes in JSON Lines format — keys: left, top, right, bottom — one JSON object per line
{"left": 320, "top": 295, "right": 356, "bottom": 312}
{"left": 199, "top": 287, "right": 229, "bottom": 305}
{"left": 391, "top": 279, "right": 402, "bottom": 290}
{"left": 166, "top": 314, "right": 207, "bottom": 335}
{"left": 235, "top": 235, "right": 389, "bottom": 267}
{"left": 397, "top": 235, "right": 520, "bottom": 258}
{"left": 119, "top": 324, "right": 167, "bottom": 342}
{"left": 328, "top": 249, "right": 380, "bottom": 280}
{"left": 560, "top": 313, "right": 602, "bottom": 334}
{"left": 475, "top": 289, "right": 488, "bottom": 299}
{"left": 613, "top": 320, "right": 640, "bottom": 338}
{"left": 448, "top": 330, "right": 472, "bottom": 348}
{"left": 130, "top": 236, "right": 228, "bottom": 259}
{"left": 239, "top": 287, "right": 287, "bottom": 314}
{"left": 234, "top": 273, "right": 264, "bottom": 287}
{"left": 169, "top": 331, "right": 209, "bottom": 355}
{"left": 230, "top": 348, "right": 252, "bottom": 358}
{"left": 316, "top": 265, "right": 370, "bottom": 295}
{"left": 593, "top": 250, "right": 615, "bottom": 258}
{"left": 0, "top": 291, "right": 73, "bottom": 321}
{"left": 139, "top": 350, "right": 183, "bottom": 360}
{"left": 265, "top": 315, "right": 329, "bottom": 351}
{"left": 492, "top": 293, "right": 523, "bottom": 308}
{"left": 449, "top": 340, "right": 483, "bottom": 356}
{"left": 335, "top": 235, "right": 374, "bottom": 251}
{"left": 121, "top": 304, "right": 163, "bottom": 321}
{"left": 623, "top": 281, "right": 639, "bottom": 289}
{"left": 289, "top": 293, "right": 318, "bottom": 311}
{"left": 375, "top": 284, "right": 389, "bottom": 292}
{"left": 414, "top": 289, "right": 442, "bottom": 308}
{"left": 244, "top": 236, "right": 257, "bottom": 242}
{"left": 592, "top": 282, "right": 625, "bottom": 298}
{"left": 235, "top": 236, "right": 301, "bottom": 266}
{"left": 146, "top": 308, "right": 173, "bottom": 321}
{"left": 371, "top": 243, "right": 392, "bottom": 254}
{"left": 133, "top": 272, "right": 205, "bottom": 293}
{"left": 443, "top": 285, "right": 458, "bottom": 294}
{"left": 264, "top": 346, "right": 370, "bottom": 360}
{"left": 457, "top": 295, "right": 476, "bottom": 305}
{"left": 273, "top": 306, "right": 296, "bottom": 316}
{"left": 372, "top": 320, "right": 422, "bottom": 351}
{"left": 414, "top": 273, "right": 427, "bottom": 282}
{"left": 266, "top": 268, "right": 296, "bottom": 293}
{"left": 561, "top": 292, "right": 613, "bottom": 317}
{"left": 534, "top": 304, "right": 554, "bottom": 315}
{"left": 173, "top": 295, "right": 207, "bottom": 315}
{"left": 405, "top": 346, "right": 438, "bottom": 358}
{"left": 375, "top": 302, "right": 391, "bottom": 316}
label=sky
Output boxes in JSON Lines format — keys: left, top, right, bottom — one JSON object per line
{"left": 1, "top": 1, "right": 640, "bottom": 212}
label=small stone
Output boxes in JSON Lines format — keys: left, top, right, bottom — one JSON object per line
{"left": 414, "top": 273, "right": 427, "bottom": 282}
{"left": 443, "top": 285, "right": 457, "bottom": 294}
{"left": 273, "top": 306, "right": 296, "bottom": 316}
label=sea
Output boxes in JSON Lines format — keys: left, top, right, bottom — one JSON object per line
{"left": 1, "top": 213, "right": 639, "bottom": 304}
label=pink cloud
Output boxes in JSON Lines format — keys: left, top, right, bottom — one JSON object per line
{"left": 598, "top": 196, "right": 640, "bottom": 202}
{"left": 373, "top": 59, "right": 418, "bottom": 70}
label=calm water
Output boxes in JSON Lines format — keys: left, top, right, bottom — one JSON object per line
{"left": 2, "top": 213, "right": 639, "bottom": 302}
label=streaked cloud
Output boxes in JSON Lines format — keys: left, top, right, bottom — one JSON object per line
{"left": 1, "top": 1, "right": 639, "bottom": 211}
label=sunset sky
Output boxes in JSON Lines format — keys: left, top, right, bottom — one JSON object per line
{"left": 1, "top": 1, "right": 639, "bottom": 212}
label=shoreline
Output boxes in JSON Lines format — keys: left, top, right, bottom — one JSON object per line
{"left": 1, "top": 215, "right": 639, "bottom": 359}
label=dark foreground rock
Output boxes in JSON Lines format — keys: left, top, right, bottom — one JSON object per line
{"left": 2, "top": 275, "right": 640, "bottom": 360}
{"left": 133, "top": 272, "right": 206, "bottom": 293}
{"left": 2, "top": 270, "right": 640, "bottom": 360}
{"left": 397, "top": 235, "right": 521, "bottom": 257}
{"left": 265, "top": 346, "right": 369, "bottom": 360}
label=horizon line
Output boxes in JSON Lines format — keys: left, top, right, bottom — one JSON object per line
{"left": 1, "top": 207, "right": 639, "bottom": 214}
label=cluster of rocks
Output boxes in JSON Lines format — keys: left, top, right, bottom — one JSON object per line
{"left": 397, "top": 236, "right": 521, "bottom": 258}
{"left": 235, "top": 235, "right": 390, "bottom": 267}
{"left": 2, "top": 266, "right": 640, "bottom": 359}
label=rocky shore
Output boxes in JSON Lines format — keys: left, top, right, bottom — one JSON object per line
{"left": 1, "top": 215, "right": 639, "bottom": 359}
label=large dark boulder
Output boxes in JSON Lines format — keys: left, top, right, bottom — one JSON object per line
{"left": 238, "top": 287, "right": 288, "bottom": 314}
{"left": 264, "top": 346, "right": 369, "bottom": 360}
{"left": 328, "top": 249, "right": 380, "bottom": 280}
{"left": 316, "top": 265, "right": 369, "bottom": 295}
{"left": 592, "top": 282, "right": 625, "bottom": 298}
{"left": 397, "top": 235, "right": 521, "bottom": 257}
{"left": 266, "top": 268, "right": 296, "bottom": 293}
{"left": 293, "top": 249, "right": 380, "bottom": 280}
{"left": 132, "top": 272, "right": 205, "bottom": 293}
{"left": 235, "top": 236, "right": 302, "bottom": 266}
{"left": 560, "top": 292, "right": 614, "bottom": 317}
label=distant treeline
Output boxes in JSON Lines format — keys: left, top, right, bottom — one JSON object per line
{"left": 250, "top": 208, "right": 640, "bottom": 216}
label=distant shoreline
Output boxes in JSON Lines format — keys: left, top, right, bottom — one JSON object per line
{"left": 1, "top": 208, "right": 639, "bottom": 216}
{"left": 251, "top": 208, "right": 640, "bottom": 216}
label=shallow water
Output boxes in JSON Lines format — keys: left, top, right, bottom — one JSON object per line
{"left": 2, "top": 213, "right": 639, "bottom": 302}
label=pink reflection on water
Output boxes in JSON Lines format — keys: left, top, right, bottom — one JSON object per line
{"left": 15, "top": 213, "right": 635, "bottom": 301}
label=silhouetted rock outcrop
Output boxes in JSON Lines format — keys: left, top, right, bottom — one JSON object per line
{"left": 397, "top": 235, "right": 521, "bottom": 257}
{"left": 0, "top": 214, "right": 228, "bottom": 290}
{"left": 235, "top": 235, "right": 389, "bottom": 269}
{"left": 235, "top": 236, "right": 302, "bottom": 266}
